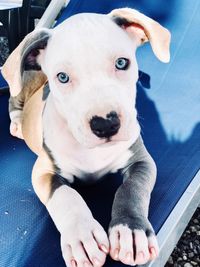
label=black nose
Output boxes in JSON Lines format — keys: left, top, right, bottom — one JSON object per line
{"left": 90, "top": 111, "right": 120, "bottom": 138}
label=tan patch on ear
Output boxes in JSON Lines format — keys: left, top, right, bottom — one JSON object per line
{"left": 124, "top": 22, "right": 148, "bottom": 45}
{"left": 109, "top": 8, "right": 171, "bottom": 63}
{"left": 1, "top": 31, "right": 35, "bottom": 97}
{"left": 2, "top": 28, "right": 50, "bottom": 96}
{"left": 2, "top": 52, "right": 21, "bottom": 97}
{"left": 23, "top": 71, "right": 47, "bottom": 101}
{"left": 32, "top": 151, "right": 55, "bottom": 204}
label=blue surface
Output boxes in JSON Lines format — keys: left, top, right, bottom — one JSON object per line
{"left": 0, "top": 70, "right": 8, "bottom": 89}
{"left": 1, "top": 0, "right": 200, "bottom": 266}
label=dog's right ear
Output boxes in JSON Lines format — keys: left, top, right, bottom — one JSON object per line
{"left": 109, "top": 8, "right": 170, "bottom": 63}
{"left": 2, "top": 28, "right": 51, "bottom": 97}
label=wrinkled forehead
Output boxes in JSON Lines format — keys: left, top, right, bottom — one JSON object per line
{"left": 44, "top": 13, "right": 136, "bottom": 69}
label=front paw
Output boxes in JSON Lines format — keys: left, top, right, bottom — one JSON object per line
{"left": 109, "top": 217, "right": 159, "bottom": 266}
{"left": 61, "top": 218, "right": 109, "bottom": 267}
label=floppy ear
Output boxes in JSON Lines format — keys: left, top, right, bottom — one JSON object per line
{"left": 2, "top": 28, "right": 51, "bottom": 97}
{"left": 109, "top": 8, "right": 171, "bottom": 63}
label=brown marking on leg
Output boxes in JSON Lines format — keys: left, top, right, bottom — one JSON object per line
{"left": 32, "top": 151, "right": 56, "bottom": 204}
{"left": 32, "top": 150, "right": 71, "bottom": 204}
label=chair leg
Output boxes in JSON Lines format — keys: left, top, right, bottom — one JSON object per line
{"left": 18, "top": 0, "right": 32, "bottom": 41}
{"left": 7, "top": 9, "right": 20, "bottom": 52}
{"left": 0, "top": 9, "right": 19, "bottom": 53}
{"left": 0, "top": 10, "right": 9, "bottom": 40}
{"left": 29, "top": 18, "right": 35, "bottom": 32}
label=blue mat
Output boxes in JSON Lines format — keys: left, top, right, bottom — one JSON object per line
{"left": 0, "top": 70, "right": 8, "bottom": 90}
{"left": 0, "top": 0, "right": 200, "bottom": 266}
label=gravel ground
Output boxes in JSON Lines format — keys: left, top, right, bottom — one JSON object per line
{"left": 165, "top": 208, "right": 200, "bottom": 267}
{"left": 0, "top": 36, "right": 9, "bottom": 65}
{"left": 0, "top": 36, "right": 200, "bottom": 267}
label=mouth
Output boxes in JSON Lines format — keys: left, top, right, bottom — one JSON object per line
{"left": 105, "top": 136, "right": 111, "bottom": 142}
{"left": 97, "top": 136, "right": 129, "bottom": 148}
{"left": 104, "top": 137, "right": 115, "bottom": 145}
{"left": 98, "top": 141, "right": 116, "bottom": 148}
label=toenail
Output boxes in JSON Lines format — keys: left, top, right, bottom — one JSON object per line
{"left": 125, "top": 252, "right": 132, "bottom": 263}
{"left": 71, "top": 259, "right": 77, "bottom": 267}
{"left": 100, "top": 244, "right": 109, "bottom": 253}
{"left": 150, "top": 247, "right": 157, "bottom": 258}
{"left": 114, "top": 248, "right": 119, "bottom": 259}
{"left": 93, "top": 257, "right": 101, "bottom": 266}
{"left": 83, "top": 261, "right": 90, "bottom": 267}
{"left": 138, "top": 251, "right": 145, "bottom": 261}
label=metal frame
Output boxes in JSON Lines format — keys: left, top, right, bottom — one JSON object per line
{"left": 143, "top": 169, "right": 200, "bottom": 267}
{"left": 19, "top": 0, "right": 55, "bottom": 41}
{"left": 36, "top": 0, "right": 69, "bottom": 29}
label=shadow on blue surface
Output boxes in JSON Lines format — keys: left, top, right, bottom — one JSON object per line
{"left": 0, "top": 71, "right": 8, "bottom": 89}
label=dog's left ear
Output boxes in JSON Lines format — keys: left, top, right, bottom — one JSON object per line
{"left": 2, "top": 28, "right": 51, "bottom": 97}
{"left": 109, "top": 8, "right": 171, "bottom": 63}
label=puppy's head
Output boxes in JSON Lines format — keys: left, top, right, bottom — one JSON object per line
{"left": 2, "top": 8, "right": 170, "bottom": 148}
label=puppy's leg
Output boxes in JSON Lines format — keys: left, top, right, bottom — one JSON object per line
{"left": 8, "top": 70, "right": 46, "bottom": 140}
{"left": 9, "top": 92, "right": 25, "bottom": 139}
{"left": 32, "top": 153, "right": 109, "bottom": 267}
{"left": 109, "top": 137, "right": 158, "bottom": 266}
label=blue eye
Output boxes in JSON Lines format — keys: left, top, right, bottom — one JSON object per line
{"left": 57, "top": 72, "right": 69, "bottom": 83}
{"left": 115, "top": 58, "right": 130, "bottom": 70}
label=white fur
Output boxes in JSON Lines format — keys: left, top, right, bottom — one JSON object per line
{"left": 109, "top": 224, "right": 158, "bottom": 265}
{"left": 46, "top": 185, "right": 93, "bottom": 232}
{"left": 43, "top": 94, "right": 139, "bottom": 182}
{"left": 7, "top": 9, "right": 166, "bottom": 267}
{"left": 9, "top": 110, "right": 23, "bottom": 139}
{"left": 40, "top": 14, "right": 139, "bottom": 146}
{"left": 9, "top": 110, "right": 22, "bottom": 121}
{"left": 47, "top": 186, "right": 109, "bottom": 266}
{"left": 40, "top": 13, "right": 140, "bottom": 182}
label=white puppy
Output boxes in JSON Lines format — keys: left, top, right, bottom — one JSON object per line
{"left": 2, "top": 8, "right": 170, "bottom": 267}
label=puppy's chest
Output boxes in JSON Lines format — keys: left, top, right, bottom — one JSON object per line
{"left": 46, "top": 135, "right": 133, "bottom": 182}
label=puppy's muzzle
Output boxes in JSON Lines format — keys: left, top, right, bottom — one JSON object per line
{"left": 90, "top": 111, "right": 120, "bottom": 138}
